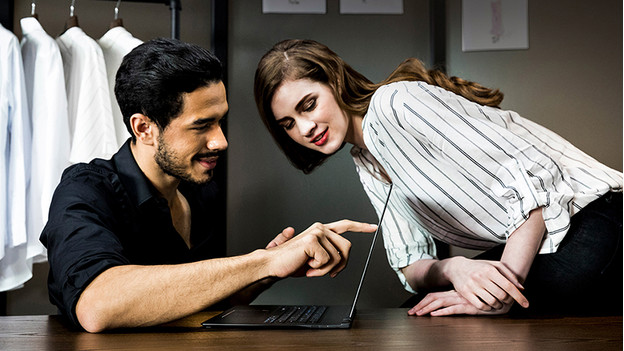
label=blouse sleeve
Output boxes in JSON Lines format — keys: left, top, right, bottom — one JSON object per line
{"left": 352, "top": 148, "right": 437, "bottom": 293}
{"left": 370, "top": 81, "right": 577, "bottom": 254}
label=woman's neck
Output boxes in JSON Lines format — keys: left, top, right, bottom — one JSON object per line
{"left": 346, "top": 114, "right": 366, "bottom": 150}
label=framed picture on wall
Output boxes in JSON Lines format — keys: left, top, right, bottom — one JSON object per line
{"left": 462, "top": 0, "right": 529, "bottom": 51}
{"left": 339, "top": 0, "right": 403, "bottom": 14}
{"left": 262, "top": 0, "right": 326, "bottom": 14}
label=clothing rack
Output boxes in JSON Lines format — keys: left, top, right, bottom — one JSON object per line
{"left": 97, "top": 0, "right": 181, "bottom": 39}
{"left": 92, "top": 0, "right": 229, "bottom": 86}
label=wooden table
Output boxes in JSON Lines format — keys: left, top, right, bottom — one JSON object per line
{"left": 0, "top": 309, "right": 621, "bottom": 350}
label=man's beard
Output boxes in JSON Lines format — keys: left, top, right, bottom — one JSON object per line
{"left": 154, "top": 134, "right": 215, "bottom": 185}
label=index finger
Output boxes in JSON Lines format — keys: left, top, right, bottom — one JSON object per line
{"left": 324, "top": 219, "right": 378, "bottom": 234}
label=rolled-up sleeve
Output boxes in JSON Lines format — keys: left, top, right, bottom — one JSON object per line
{"left": 40, "top": 166, "right": 129, "bottom": 328}
{"left": 378, "top": 82, "right": 577, "bottom": 253}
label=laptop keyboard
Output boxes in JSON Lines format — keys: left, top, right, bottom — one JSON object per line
{"left": 264, "top": 305, "right": 327, "bottom": 324}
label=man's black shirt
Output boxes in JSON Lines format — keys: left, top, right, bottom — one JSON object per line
{"left": 40, "top": 140, "right": 225, "bottom": 328}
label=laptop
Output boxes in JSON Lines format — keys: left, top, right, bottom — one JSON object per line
{"left": 201, "top": 185, "right": 393, "bottom": 329}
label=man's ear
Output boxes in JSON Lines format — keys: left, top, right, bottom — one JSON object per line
{"left": 130, "top": 113, "right": 157, "bottom": 145}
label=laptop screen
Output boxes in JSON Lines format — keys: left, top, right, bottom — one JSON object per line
{"left": 348, "top": 184, "right": 393, "bottom": 319}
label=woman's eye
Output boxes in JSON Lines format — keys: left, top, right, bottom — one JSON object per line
{"left": 282, "top": 120, "right": 295, "bottom": 130}
{"left": 304, "top": 98, "right": 316, "bottom": 112}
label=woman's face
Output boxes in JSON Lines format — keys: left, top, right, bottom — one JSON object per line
{"left": 271, "top": 79, "right": 349, "bottom": 155}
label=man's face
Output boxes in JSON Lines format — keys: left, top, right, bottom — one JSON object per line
{"left": 154, "top": 82, "right": 229, "bottom": 185}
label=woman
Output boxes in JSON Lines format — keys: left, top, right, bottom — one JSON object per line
{"left": 254, "top": 39, "right": 622, "bottom": 316}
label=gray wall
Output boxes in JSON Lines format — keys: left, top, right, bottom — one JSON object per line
{"left": 226, "top": 1, "right": 426, "bottom": 307}
{"left": 446, "top": 0, "right": 622, "bottom": 171}
{"left": 6, "top": 0, "right": 622, "bottom": 314}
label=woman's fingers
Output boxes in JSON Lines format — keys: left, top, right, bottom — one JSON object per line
{"left": 454, "top": 261, "right": 529, "bottom": 310}
{"left": 409, "top": 291, "right": 477, "bottom": 316}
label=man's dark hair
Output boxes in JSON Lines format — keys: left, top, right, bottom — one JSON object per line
{"left": 115, "top": 38, "right": 223, "bottom": 141}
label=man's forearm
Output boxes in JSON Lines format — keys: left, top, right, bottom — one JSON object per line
{"left": 227, "top": 277, "right": 280, "bottom": 306}
{"left": 75, "top": 219, "right": 375, "bottom": 332}
{"left": 76, "top": 250, "right": 269, "bottom": 332}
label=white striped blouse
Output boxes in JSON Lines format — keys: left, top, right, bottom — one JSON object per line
{"left": 351, "top": 81, "right": 623, "bottom": 293}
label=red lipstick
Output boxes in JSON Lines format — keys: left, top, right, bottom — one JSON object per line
{"left": 312, "top": 129, "right": 328, "bottom": 146}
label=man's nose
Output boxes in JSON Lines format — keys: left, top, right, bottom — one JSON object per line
{"left": 207, "top": 126, "right": 228, "bottom": 151}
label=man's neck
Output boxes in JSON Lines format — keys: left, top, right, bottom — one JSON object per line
{"left": 130, "top": 141, "right": 180, "bottom": 202}
{"left": 130, "top": 141, "right": 192, "bottom": 247}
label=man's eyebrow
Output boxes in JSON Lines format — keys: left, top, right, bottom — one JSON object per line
{"left": 191, "top": 117, "right": 219, "bottom": 125}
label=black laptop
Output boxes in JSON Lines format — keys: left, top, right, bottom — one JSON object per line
{"left": 201, "top": 185, "right": 393, "bottom": 329}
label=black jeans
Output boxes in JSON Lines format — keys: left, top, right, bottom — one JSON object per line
{"left": 402, "top": 192, "right": 623, "bottom": 316}
{"left": 480, "top": 192, "right": 623, "bottom": 316}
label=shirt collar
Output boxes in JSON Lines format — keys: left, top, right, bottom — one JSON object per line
{"left": 20, "top": 17, "right": 46, "bottom": 37}
{"left": 113, "top": 139, "right": 161, "bottom": 208}
{"left": 98, "top": 26, "right": 132, "bottom": 48}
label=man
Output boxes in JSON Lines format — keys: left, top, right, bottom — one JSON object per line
{"left": 41, "top": 38, "right": 377, "bottom": 333}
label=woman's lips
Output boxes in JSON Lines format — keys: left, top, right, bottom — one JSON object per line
{"left": 312, "top": 129, "right": 329, "bottom": 146}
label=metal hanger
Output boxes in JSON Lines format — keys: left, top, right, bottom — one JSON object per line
{"left": 110, "top": 0, "right": 124, "bottom": 28}
{"left": 69, "top": 0, "right": 75, "bottom": 17}
{"left": 65, "top": 0, "right": 79, "bottom": 30}
{"left": 30, "top": 0, "right": 38, "bottom": 19}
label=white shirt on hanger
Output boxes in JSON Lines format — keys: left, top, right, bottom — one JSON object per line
{"left": 0, "top": 24, "right": 33, "bottom": 291}
{"left": 98, "top": 25, "right": 143, "bottom": 147}
{"left": 21, "top": 16, "right": 71, "bottom": 264}
{"left": 56, "top": 26, "right": 117, "bottom": 164}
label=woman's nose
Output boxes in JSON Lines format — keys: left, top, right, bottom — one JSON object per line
{"left": 297, "top": 118, "right": 316, "bottom": 138}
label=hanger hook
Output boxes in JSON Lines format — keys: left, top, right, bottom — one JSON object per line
{"left": 114, "top": 0, "right": 122, "bottom": 20}
{"left": 31, "top": 0, "right": 36, "bottom": 16}
{"left": 70, "top": 0, "right": 76, "bottom": 17}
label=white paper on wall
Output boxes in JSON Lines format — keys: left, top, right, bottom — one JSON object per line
{"left": 262, "top": 0, "right": 326, "bottom": 14}
{"left": 340, "top": 0, "right": 403, "bottom": 14}
{"left": 462, "top": 0, "right": 529, "bottom": 51}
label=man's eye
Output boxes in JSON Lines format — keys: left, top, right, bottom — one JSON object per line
{"left": 193, "top": 124, "right": 210, "bottom": 131}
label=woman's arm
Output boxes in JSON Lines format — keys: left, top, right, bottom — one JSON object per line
{"left": 406, "top": 208, "right": 545, "bottom": 316}
{"left": 500, "top": 207, "right": 546, "bottom": 283}
{"left": 402, "top": 254, "right": 527, "bottom": 312}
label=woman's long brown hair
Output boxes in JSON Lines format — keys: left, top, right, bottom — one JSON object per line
{"left": 254, "top": 39, "right": 503, "bottom": 173}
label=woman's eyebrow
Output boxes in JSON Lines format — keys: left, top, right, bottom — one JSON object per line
{"left": 274, "top": 93, "right": 313, "bottom": 122}
{"left": 295, "top": 93, "right": 313, "bottom": 112}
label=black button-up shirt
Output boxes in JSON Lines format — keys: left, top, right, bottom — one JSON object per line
{"left": 41, "top": 140, "right": 225, "bottom": 328}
